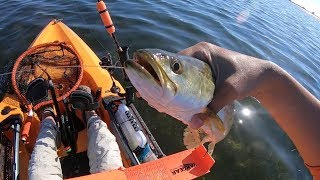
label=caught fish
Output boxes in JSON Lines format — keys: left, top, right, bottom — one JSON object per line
{"left": 124, "top": 49, "right": 234, "bottom": 155}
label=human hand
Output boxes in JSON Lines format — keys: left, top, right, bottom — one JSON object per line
{"left": 180, "top": 42, "right": 320, "bottom": 171}
{"left": 179, "top": 42, "right": 272, "bottom": 129}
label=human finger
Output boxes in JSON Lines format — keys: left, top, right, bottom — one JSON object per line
{"left": 178, "top": 42, "right": 212, "bottom": 62}
{"left": 189, "top": 115, "right": 205, "bottom": 129}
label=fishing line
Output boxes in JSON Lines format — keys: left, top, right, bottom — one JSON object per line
{"left": 0, "top": 65, "right": 124, "bottom": 77}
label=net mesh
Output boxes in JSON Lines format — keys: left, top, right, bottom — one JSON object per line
{"left": 11, "top": 42, "right": 83, "bottom": 110}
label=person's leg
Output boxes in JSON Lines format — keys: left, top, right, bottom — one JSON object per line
{"left": 28, "top": 114, "right": 62, "bottom": 180}
{"left": 86, "top": 111, "right": 123, "bottom": 174}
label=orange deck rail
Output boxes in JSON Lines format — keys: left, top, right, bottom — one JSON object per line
{"left": 71, "top": 145, "right": 215, "bottom": 180}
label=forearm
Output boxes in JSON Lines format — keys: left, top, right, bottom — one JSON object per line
{"left": 180, "top": 42, "right": 320, "bottom": 175}
{"left": 251, "top": 62, "right": 320, "bottom": 166}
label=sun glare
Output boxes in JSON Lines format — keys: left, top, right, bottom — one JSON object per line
{"left": 242, "top": 108, "right": 251, "bottom": 117}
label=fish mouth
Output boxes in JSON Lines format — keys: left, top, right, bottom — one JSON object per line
{"left": 125, "top": 50, "right": 163, "bottom": 86}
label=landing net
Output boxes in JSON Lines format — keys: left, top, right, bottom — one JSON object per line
{"left": 11, "top": 42, "right": 83, "bottom": 110}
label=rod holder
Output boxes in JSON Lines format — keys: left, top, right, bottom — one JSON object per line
{"left": 117, "top": 46, "right": 130, "bottom": 81}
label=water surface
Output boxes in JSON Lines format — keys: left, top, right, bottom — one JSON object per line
{"left": 1, "top": 0, "right": 319, "bottom": 179}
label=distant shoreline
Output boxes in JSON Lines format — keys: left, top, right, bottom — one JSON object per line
{"left": 289, "top": 0, "right": 320, "bottom": 19}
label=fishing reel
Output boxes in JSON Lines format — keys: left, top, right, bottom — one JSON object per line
{"left": 99, "top": 45, "right": 139, "bottom": 105}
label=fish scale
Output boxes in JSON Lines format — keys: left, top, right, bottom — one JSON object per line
{"left": 124, "top": 49, "right": 234, "bottom": 154}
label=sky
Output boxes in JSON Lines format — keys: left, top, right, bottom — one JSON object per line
{"left": 292, "top": 0, "right": 320, "bottom": 16}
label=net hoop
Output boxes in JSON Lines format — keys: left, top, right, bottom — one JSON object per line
{"left": 11, "top": 42, "right": 84, "bottom": 111}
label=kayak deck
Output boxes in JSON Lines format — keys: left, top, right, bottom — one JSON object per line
{"left": 1, "top": 19, "right": 128, "bottom": 179}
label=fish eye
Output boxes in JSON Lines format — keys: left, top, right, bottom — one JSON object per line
{"left": 171, "top": 61, "right": 183, "bottom": 74}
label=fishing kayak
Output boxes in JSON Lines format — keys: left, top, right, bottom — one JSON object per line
{"left": 0, "top": 19, "right": 214, "bottom": 180}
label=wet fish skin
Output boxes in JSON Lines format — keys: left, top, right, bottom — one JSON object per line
{"left": 124, "top": 49, "right": 215, "bottom": 123}
{"left": 124, "top": 49, "right": 231, "bottom": 154}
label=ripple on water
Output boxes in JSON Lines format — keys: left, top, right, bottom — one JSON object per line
{"left": 0, "top": 0, "right": 319, "bottom": 179}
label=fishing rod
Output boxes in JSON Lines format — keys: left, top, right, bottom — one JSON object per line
{"left": 95, "top": 1, "right": 163, "bottom": 163}
{"left": 96, "top": 0, "right": 130, "bottom": 81}
{"left": 0, "top": 65, "right": 124, "bottom": 77}
{"left": 33, "top": 64, "right": 74, "bottom": 153}
{"left": 97, "top": 0, "right": 122, "bottom": 52}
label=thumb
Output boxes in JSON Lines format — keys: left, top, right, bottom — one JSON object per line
{"left": 189, "top": 115, "right": 204, "bottom": 129}
{"left": 178, "top": 42, "right": 211, "bottom": 63}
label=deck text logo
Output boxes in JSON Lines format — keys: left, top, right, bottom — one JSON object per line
{"left": 171, "top": 163, "right": 196, "bottom": 175}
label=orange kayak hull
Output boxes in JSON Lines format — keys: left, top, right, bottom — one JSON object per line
{"left": 0, "top": 19, "right": 214, "bottom": 179}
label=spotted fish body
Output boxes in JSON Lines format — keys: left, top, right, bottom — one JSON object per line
{"left": 124, "top": 49, "right": 233, "bottom": 154}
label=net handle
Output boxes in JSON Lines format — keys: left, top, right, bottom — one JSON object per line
{"left": 11, "top": 42, "right": 84, "bottom": 111}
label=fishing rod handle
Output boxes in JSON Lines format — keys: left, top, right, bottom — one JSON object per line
{"left": 97, "top": 0, "right": 115, "bottom": 35}
{"left": 21, "top": 109, "right": 33, "bottom": 143}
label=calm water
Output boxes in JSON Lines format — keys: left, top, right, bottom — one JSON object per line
{"left": 1, "top": 0, "right": 319, "bottom": 179}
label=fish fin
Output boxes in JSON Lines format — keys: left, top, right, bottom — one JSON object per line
{"left": 202, "top": 108, "right": 225, "bottom": 134}
{"left": 183, "top": 127, "right": 216, "bottom": 155}
{"left": 207, "top": 142, "right": 215, "bottom": 155}
{"left": 183, "top": 126, "right": 201, "bottom": 149}
{"left": 199, "top": 134, "right": 215, "bottom": 155}
{"left": 183, "top": 126, "right": 211, "bottom": 149}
